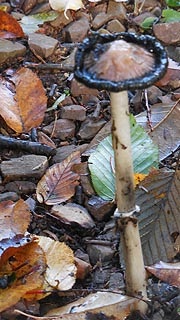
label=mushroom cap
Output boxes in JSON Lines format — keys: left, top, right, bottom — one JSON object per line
{"left": 74, "top": 32, "right": 168, "bottom": 92}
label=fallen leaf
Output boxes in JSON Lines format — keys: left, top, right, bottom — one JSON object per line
{"left": 45, "top": 291, "right": 137, "bottom": 319}
{"left": 38, "top": 236, "right": 76, "bottom": 291}
{"left": 36, "top": 151, "right": 80, "bottom": 205}
{"left": 0, "top": 241, "right": 46, "bottom": 312}
{"left": 0, "top": 11, "right": 24, "bottom": 38}
{"left": 136, "top": 102, "right": 180, "bottom": 161}
{"left": 20, "top": 12, "right": 59, "bottom": 35}
{"left": 0, "top": 199, "right": 31, "bottom": 242}
{"left": 0, "top": 67, "right": 47, "bottom": 133}
{"left": 146, "top": 261, "right": 180, "bottom": 287}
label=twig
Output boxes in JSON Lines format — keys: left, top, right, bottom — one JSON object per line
{"left": 23, "top": 62, "right": 74, "bottom": 72}
{"left": 149, "top": 98, "right": 180, "bottom": 133}
{"left": 144, "top": 89, "right": 153, "bottom": 131}
{"left": 0, "top": 135, "right": 56, "bottom": 156}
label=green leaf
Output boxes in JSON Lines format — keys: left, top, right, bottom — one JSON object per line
{"left": 88, "top": 114, "right": 158, "bottom": 201}
{"left": 162, "top": 9, "right": 180, "bottom": 22}
{"left": 20, "top": 11, "right": 59, "bottom": 34}
{"left": 165, "top": 0, "right": 180, "bottom": 7}
{"left": 140, "top": 17, "right": 158, "bottom": 30}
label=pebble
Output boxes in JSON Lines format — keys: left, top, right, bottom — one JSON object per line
{"left": 87, "top": 243, "right": 115, "bottom": 265}
{"left": 78, "top": 117, "right": 107, "bottom": 140}
{"left": 71, "top": 78, "right": 99, "bottom": 97}
{"left": 51, "top": 144, "right": 88, "bottom": 164}
{"left": 0, "top": 192, "right": 20, "bottom": 202}
{"left": 60, "top": 105, "right": 86, "bottom": 121}
{"left": 86, "top": 195, "right": 115, "bottom": 222}
{"left": 106, "top": 19, "right": 126, "bottom": 33}
{"left": 51, "top": 203, "right": 95, "bottom": 230}
{"left": 153, "top": 21, "right": 180, "bottom": 45}
{"left": 62, "top": 17, "right": 90, "bottom": 43}
{"left": 43, "top": 119, "right": 75, "bottom": 140}
{"left": 0, "top": 39, "right": 26, "bottom": 65}
{"left": 5, "top": 181, "right": 36, "bottom": 195}
{"left": 0, "top": 155, "right": 48, "bottom": 182}
{"left": 107, "top": 0, "right": 127, "bottom": 22}
{"left": 28, "top": 33, "right": 58, "bottom": 58}
{"left": 50, "top": 10, "right": 73, "bottom": 29}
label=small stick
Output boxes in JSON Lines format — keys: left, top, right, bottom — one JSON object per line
{"left": 23, "top": 62, "right": 74, "bottom": 72}
{"left": 0, "top": 135, "right": 56, "bottom": 156}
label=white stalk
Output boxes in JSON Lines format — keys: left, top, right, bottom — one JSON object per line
{"left": 110, "top": 91, "right": 147, "bottom": 313}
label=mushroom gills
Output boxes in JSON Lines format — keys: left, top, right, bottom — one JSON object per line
{"left": 85, "top": 40, "right": 155, "bottom": 82}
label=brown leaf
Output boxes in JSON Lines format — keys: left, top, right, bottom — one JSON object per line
{"left": 45, "top": 292, "right": 137, "bottom": 319}
{"left": 0, "top": 67, "right": 47, "bottom": 133}
{"left": 146, "top": 261, "right": 180, "bottom": 287}
{"left": 0, "top": 11, "right": 24, "bottom": 38}
{"left": 0, "top": 241, "right": 46, "bottom": 312}
{"left": 0, "top": 199, "right": 31, "bottom": 242}
{"left": 36, "top": 151, "right": 80, "bottom": 205}
{"left": 38, "top": 236, "right": 77, "bottom": 291}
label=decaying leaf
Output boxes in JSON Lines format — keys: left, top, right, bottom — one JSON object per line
{"left": 0, "top": 11, "right": 24, "bottom": 38}
{"left": 38, "top": 236, "right": 77, "bottom": 291}
{"left": 0, "top": 241, "right": 46, "bottom": 312}
{"left": 20, "top": 12, "right": 59, "bottom": 34}
{"left": 0, "top": 199, "right": 30, "bottom": 242}
{"left": 45, "top": 291, "right": 137, "bottom": 319}
{"left": 136, "top": 102, "right": 180, "bottom": 161}
{"left": 0, "top": 67, "right": 47, "bottom": 133}
{"left": 36, "top": 151, "right": 81, "bottom": 205}
{"left": 49, "top": 0, "right": 84, "bottom": 18}
{"left": 139, "top": 169, "right": 180, "bottom": 265}
{"left": 146, "top": 261, "right": 180, "bottom": 287}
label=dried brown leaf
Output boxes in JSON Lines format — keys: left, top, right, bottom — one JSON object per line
{"left": 36, "top": 151, "right": 80, "bottom": 205}
{"left": 0, "top": 11, "right": 24, "bottom": 38}
{"left": 0, "top": 199, "right": 31, "bottom": 242}
{"left": 0, "top": 241, "right": 46, "bottom": 312}
{"left": 0, "top": 67, "right": 47, "bottom": 133}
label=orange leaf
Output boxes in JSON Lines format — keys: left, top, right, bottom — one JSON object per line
{"left": 0, "top": 67, "right": 47, "bottom": 133}
{"left": 0, "top": 199, "right": 31, "bottom": 242}
{"left": 0, "top": 11, "right": 24, "bottom": 38}
{"left": 37, "top": 151, "right": 81, "bottom": 205}
{"left": 0, "top": 241, "right": 46, "bottom": 312}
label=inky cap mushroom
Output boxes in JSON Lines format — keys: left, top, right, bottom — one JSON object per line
{"left": 74, "top": 32, "right": 167, "bottom": 92}
{"left": 74, "top": 33, "right": 168, "bottom": 313}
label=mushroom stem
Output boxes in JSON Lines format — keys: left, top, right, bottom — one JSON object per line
{"left": 110, "top": 91, "right": 147, "bottom": 312}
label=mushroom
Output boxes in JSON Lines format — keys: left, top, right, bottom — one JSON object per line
{"left": 74, "top": 32, "right": 167, "bottom": 313}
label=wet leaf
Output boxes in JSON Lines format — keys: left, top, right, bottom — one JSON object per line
{"left": 0, "top": 241, "right": 46, "bottom": 312}
{"left": 0, "top": 67, "right": 47, "bottom": 133}
{"left": 0, "top": 199, "right": 31, "bottom": 242}
{"left": 0, "top": 11, "right": 24, "bottom": 38}
{"left": 146, "top": 261, "right": 180, "bottom": 286}
{"left": 88, "top": 114, "right": 158, "bottom": 200}
{"left": 49, "top": 0, "right": 84, "bottom": 18}
{"left": 36, "top": 151, "right": 80, "bottom": 205}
